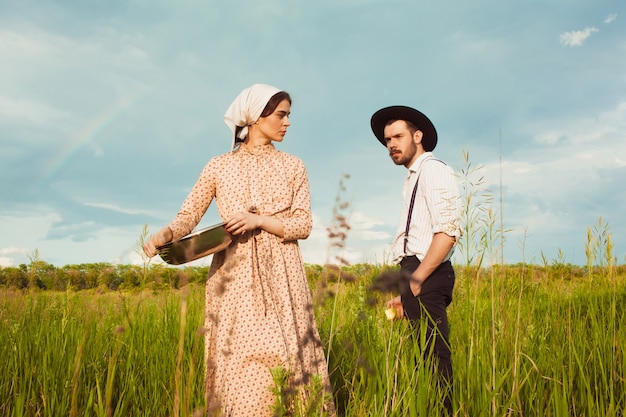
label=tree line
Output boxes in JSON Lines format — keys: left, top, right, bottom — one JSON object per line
{"left": 3, "top": 258, "right": 626, "bottom": 293}
{"left": 0, "top": 260, "right": 211, "bottom": 291}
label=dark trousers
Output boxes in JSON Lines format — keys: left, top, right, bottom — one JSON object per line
{"left": 400, "top": 256, "right": 455, "bottom": 415}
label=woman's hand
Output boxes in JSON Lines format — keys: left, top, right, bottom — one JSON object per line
{"left": 143, "top": 227, "right": 173, "bottom": 258}
{"left": 225, "top": 212, "right": 260, "bottom": 236}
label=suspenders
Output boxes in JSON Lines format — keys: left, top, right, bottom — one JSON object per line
{"left": 403, "top": 177, "right": 420, "bottom": 254}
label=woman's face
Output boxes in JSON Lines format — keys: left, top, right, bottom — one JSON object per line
{"left": 255, "top": 99, "right": 291, "bottom": 143}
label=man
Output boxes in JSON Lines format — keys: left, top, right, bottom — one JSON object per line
{"left": 370, "top": 105, "right": 461, "bottom": 415}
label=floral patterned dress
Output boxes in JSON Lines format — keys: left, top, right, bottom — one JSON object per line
{"left": 166, "top": 143, "right": 334, "bottom": 416}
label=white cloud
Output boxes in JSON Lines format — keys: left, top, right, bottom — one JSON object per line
{"left": 347, "top": 211, "right": 392, "bottom": 245}
{"left": 0, "top": 246, "right": 29, "bottom": 255}
{"left": 473, "top": 100, "right": 626, "bottom": 262}
{"left": 0, "top": 246, "right": 30, "bottom": 266}
{"left": 0, "top": 257, "right": 15, "bottom": 267}
{"left": 0, "top": 95, "right": 68, "bottom": 124}
{"left": 559, "top": 27, "right": 598, "bottom": 47}
{"left": 604, "top": 14, "right": 617, "bottom": 24}
{"left": 346, "top": 211, "right": 386, "bottom": 235}
{"left": 0, "top": 28, "right": 60, "bottom": 60}
{"left": 82, "top": 202, "right": 155, "bottom": 216}
{"left": 486, "top": 101, "right": 626, "bottom": 192}
{"left": 300, "top": 212, "right": 333, "bottom": 265}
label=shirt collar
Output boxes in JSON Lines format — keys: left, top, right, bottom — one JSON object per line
{"left": 407, "top": 151, "right": 433, "bottom": 174}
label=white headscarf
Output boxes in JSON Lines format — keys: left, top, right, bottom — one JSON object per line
{"left": 224, "top": 83, "right": 281, "bottom": 149}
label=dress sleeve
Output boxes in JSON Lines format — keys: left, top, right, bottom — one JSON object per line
{"left": 421, "top": 161, "right": 462, "bottom": 239}
{"left": 166, "top": 160, "right": 217, "bottom": 240}
{"left": 281, "top": 157, "right": 312, "bottom": 242}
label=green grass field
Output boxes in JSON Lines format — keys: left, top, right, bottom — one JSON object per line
{"left": 1, "top": 262, "right": 625, "bottom": 416}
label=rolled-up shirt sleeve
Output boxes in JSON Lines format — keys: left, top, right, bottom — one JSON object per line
{"left": 423, "top": 162, "right": 462, "bottom": 239}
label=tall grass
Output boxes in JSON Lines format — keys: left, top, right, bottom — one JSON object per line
{"left": 0, "top": 288, "right": 206, "bottom": 416}
{"left": 2, "top": 262, "right": 624, "bottom": 416}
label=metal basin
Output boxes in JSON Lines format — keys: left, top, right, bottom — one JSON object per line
{"left": 157, "top": 222, "right": 232, "bottom": 265}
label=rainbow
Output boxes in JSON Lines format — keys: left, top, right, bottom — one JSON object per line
{"left": 39, "top": 85, "right": 148, "bottom": 186}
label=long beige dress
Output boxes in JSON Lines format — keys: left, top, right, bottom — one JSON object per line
{"left": 166, "top": 143, "right": 334, "bottom": 416}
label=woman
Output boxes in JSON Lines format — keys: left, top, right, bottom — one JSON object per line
{"left": 143, "top": 84, "right": 335, "bottom": 416}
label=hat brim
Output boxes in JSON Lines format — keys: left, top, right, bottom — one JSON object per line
{"left": 370, "top": 105, "right": 438, "bottom": 151}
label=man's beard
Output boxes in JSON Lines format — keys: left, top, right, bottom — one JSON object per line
{"left": 390, "top": 144, "right": 416, "bottom": 166}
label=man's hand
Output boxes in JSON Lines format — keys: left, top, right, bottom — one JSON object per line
{"left": 409, "top": 273, "right": 423, "bottom": 297}
{"left": 385, "top": 296, "right": 404, "bottom": 320}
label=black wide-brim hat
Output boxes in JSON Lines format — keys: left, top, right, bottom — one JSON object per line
{"left": 370, "top": 105, "right": 438, "bottom": 151}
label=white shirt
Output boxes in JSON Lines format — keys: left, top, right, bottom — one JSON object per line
{"left": 392, "top": 152, "right": 462, "bottom": 264}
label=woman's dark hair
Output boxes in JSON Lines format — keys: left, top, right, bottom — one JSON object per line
{"left": 234, "top": 91, "right": 291, "bottom": 144}
{"left": 260, "top": 91, "right": 291, "bottom": 118}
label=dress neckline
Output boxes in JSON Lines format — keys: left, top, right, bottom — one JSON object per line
{"left": 238, "top": 143, "right": 276, "bottom": 155}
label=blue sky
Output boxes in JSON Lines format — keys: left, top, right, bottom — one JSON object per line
{"left": 1, "top": 0, "right": 624, "bottom": 268}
